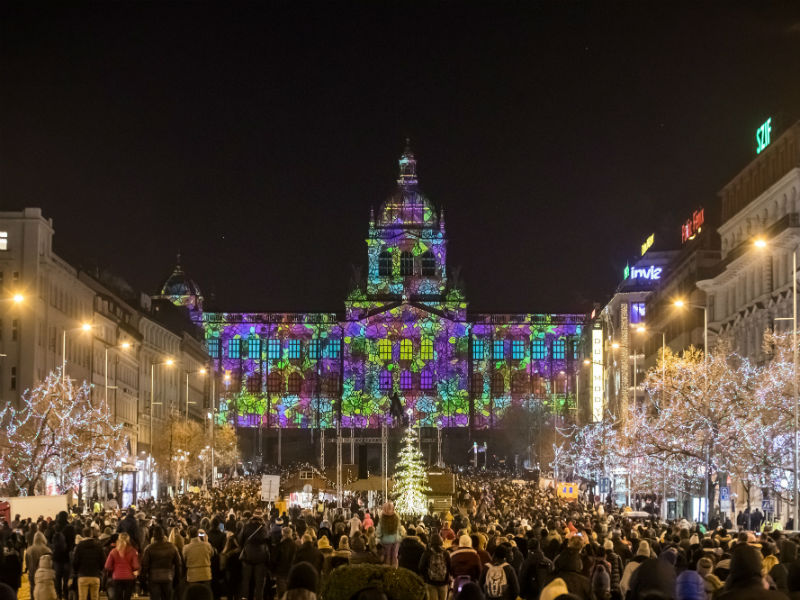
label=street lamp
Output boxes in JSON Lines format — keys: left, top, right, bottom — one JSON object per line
{"left": 185, "top": 367, "right": 207, "bottom": 422}
{"left": 149, "top": 357, "right": 174, "bottom": 498}
{"left": 755, "top": 237, "right": 798, "bottom": 526}
{"left": 12, "top": 294, "right": 23, "bottom": 304}
{"left": 104, "top": 341, "right": 134, "bottom": 405}
{"left": 62, "top": 322, "right": 93, "bottom": 382}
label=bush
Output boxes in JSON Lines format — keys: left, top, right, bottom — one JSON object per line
{"left": 321, "top": 564, "right": 427, "bottom": 600}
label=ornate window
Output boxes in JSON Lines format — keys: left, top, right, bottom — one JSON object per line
{"left": 400, "top": 370, "right": 412, "bottom": 390}
{"left": 267, "top": 339, "right": 280, "bottom": 360}
{"left": 287, "top": 372, "right": 302, "bottom": 394}
{"left": 472, "top": 340, "right": 484, "bottom": 361}
{"left": 421, "top": 251, "right": 436, "bottom": 276}
{"left": 421, "top": 369, "right": 433, "bottom": 390}
{"left": 491, "top": 372, "right": 505, "bottom": 395}
{"left": 400, "top": 251, "right": 414, "bottom": 276}
{"left": 400, "top": 339, "right": 413, "bottom": 360}
{"left": 228, "top": 339, "right": 241, "bottom": 359}
{"left": 288, "top": 340, "right": 301, "bottom": 360}
{"left": 511, "top": 340, "right": 524, "bottom": 360}
{"left": 379, "top": 250, "right": 392, "bottom": 277}
{"left": 532, "top": 339, "right": 546, "bottom": 360}
{"left": 379, "top": 339, "right": 392, "bottom": 361}
{"left": 421, "top": 338, "right": 433, "bottom": 360}
{"left": 267, "top": 372, "right": 283, "bottom": 393}
{"left": 493, "top": 340, "right": 504, "bottom": 360}
{"left": 379, "top": 369, "right": 392, "bottom": 390}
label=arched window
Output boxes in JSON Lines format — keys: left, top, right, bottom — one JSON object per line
{"left": 400, "top": 339, "right": 413, "bottom": 361}
{"left": 267, "top": 372, "right": 283, "bottom": 393}
{"left": 421, "top": 369, "right": 433, "bottom": 390}
{"left": 421, "top": 250, "right": 436, "bottom": 276}
{"left": 287, "top": 372, "right": 302, "bottom": 394}
{"left": 400, "top": 251, "right": 414, "bottom": 276}
{"left": 491, "top": 372, "right": 505, "bottom": 395}
{"left": 378, "top": 339, "right": 392, "bottom": 361}
{"left": 247, "top": 374, "right": 262, "bottom": 393}
{"left": 400, "top": 370, "right": 412, "bottom": 390}
{"left": 421, "top": 338, "right": 433, "bottom": 360}
{"left": 379, "top": 370, "right": 392, "bottom": 390}
{"left": 379, "top": 250, "right": 392, "bottom": 277}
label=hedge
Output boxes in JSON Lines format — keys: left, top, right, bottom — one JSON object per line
{"left": 321, "top": 564, "right": 427, "bottom": 600}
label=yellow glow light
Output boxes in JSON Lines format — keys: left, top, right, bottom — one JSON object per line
{"left": 12, "top": 294, "right": 24, "bottom": 303}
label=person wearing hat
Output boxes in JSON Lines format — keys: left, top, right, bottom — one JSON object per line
{"left": 696, "top": 556, "right": 723, "bottom": 600}
{"left": 182, "top": 527, "right": 214, "bottom": 590}
{"left": 450, "top": 535, "right": 482, "bottom": 591}
{"left": 620, "top": 540, "right": 652, "bottom": 599}
{"left": 294, "top": 534, "right": 324, "bottom": 575}
{"left": 717, "top": 545, "right": 786, "bottom": 600}
{"left": 282, "top": 561, "right": 319, "bottom": 600}
{"left": 376, "top": 502, "right": 401, "bottom": 567}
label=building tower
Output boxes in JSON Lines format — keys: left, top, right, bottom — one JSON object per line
{"left": 155, "top": 254, "right": 204, "bottom": 312}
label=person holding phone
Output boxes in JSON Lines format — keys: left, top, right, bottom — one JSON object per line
{"left": 183, "top": 528, "right": 215, "bottom": 591}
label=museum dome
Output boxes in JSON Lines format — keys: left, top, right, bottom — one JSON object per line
{"left": 158, "top": 255, "right": 203, "bottom": 310}
{"left": 376, "top": 141, "right": 439, "bottom": 228}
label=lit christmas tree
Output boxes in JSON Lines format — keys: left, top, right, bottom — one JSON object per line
{"left": 392, "top": 414, "right": 431, "bottom": 518}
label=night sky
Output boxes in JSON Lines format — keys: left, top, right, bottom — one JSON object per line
{"left": 2, "top": 3, "right": 799, "bottom": 314}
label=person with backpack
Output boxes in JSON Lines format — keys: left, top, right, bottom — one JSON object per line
{"left": 140, "top": 525, "right": 182, "bottom": 600}
{"left": 519, "top": 538, "right": 553, "bottom": 600}
{"left": 238, "top": 511, "right": 271, "bottom": 600}
{"left": 480, "top": 544, "right": 519, "bottom": 600}
{"left": 419, "top": 533, "right": 451, "bottom": 600}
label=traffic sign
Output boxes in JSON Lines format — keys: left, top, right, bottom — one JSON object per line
{"left": 762, "top": 498, "right": 773, "bottom": 513}
{"left": 720, "top": 487, "right": 729, "bottom": 502}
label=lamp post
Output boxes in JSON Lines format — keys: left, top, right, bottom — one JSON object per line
{"left": 185, "top": 368, "right": 207, "bottom": 422}
{"left": 62, "top": 322, "right": 93, "bottom": 382}
{"left": 104, "top": 341, "right": 133, "bottom": 405}
{"left": 755, "top": 238, "right": 798, "bottom": 526}
{"left": 149, "top": 358, "right": 174, "bottom": 498}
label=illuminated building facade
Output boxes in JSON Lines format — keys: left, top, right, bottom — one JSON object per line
{"left": 158, "top": 145, "right": 585, "bottom": 433}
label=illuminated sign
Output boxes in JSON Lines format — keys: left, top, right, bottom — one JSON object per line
{"left": 641, "top": 233, "right": 654, "bottom": 256}
{"left": 681, "top": 208, "right": 704, "bottom": 243}
{"left": 629, "top": 265, "right": 662, "bottom": 281}
{"left": 592, "top": 326, "right": 603, "bottom": 422}
{"left": 623, "top": 264, "right": 630, "bottom": 280}
{"left": 756, "top": 118, "right": 772, "bottom": 154}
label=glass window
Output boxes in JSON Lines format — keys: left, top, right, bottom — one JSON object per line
{"left": 400, "top": 370, "right": 412, "bottom": 390}
{"left": 472, "top": 339, "right": 484, "bottom": 361}
{"left": 421, "top": 338, "right": 433, "bottom": 360}
{"left": 471, "top": 373, "right": 483, "bottom": 394}
{"left": 326, "top": 339, "right": 341, "bottom": 359}
{"left": 207, "top": 338, "right": 220, "bottom": 359}
{"left": 532, "top": 374, "right": 545, "bottom": 396}
{"left": 248, "top": 337, "right": 261, "bottom": 359}
{"left": 247, "top": 374, "right": 261, "bottom": 393}
{"left": 309, "top": 339, "right": 321, "bottom": 360}
{"left": 267, "top": 372, "right": 283, "bottom": 393}
{"left": 379, "top": 250, "right": 392, "bottom": 277}
{"left": 287, "top": 372, "right": 302, "bottom": 394}
{"left": 421, "top": 251, "right": 436, "bottom": 276}
{"left": 400, "top": 339, "right": 413, "bottom": 360}
{"left": 324, "top": 374, "right": 340, "bottom": 395}
{"left": 572, "top": 339, "right": 580, "bottom": 360}
{"left": 512, "top": 372, "right": 528, "bottom": 393}
{"left": 421, "top": 369, "right": 433, "bottom": 390}
{"left": 631, "top": 302, "right": 646, "bottom": 324}
{"left": 379, "top": 339, "right": 392, "bottom": 360}
{"left": 511, "top": 340, "right": 524, "bottom": 360}
{"left": 228, "top": 339, "right": 241, "bottom": 359}
{"left": 268, "top": 339, "right": 280, "bottom": 360}
{"left": 491, "top": 372, "right": 504, "bottom": 395}
{"left": 0, "top": 232, "right": 7, "bottom": 251}
{"left": 532, "top": 339, "right": 546, "bottom": 360}
{"left": 379, "top": 369, "right": 392, "bottom": 390}
{"left": 553, "top": 338, "right": 566, "bottom": 360}
{"left": 288, "top": 340, "right": 301, "bottom": 360}
{"left": 493, "top": 340, "right": 504, "bottom": 360}
{"left": 400, "top": 251, "right": 414, "bottom": 276}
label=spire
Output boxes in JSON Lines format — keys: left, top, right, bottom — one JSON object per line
{"left": 397, "top": 138, "right": 418, "bottom": 186}
{"left": 439, "top": 207, "right": 446, "bottom": 231}
{"left": 175, "top": 252, "right": 183, "bottom": 271}
{"left": 369, "top": 206, "right": 375, "bottom": 227}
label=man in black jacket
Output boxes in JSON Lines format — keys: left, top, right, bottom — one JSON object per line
{"left": 72, "top": 528, "right": 106, "bottom": 600}
{"left": 272, "top": 527, "right": 297, "bottom": 597}
{"left": 141, "top": 525, "right": 182, "bottom": 600}
{"left": 238, "top": 510, "right": 271, "bottom": 600}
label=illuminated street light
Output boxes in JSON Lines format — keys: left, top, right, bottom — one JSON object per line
{"left": 12, "top": 293, "right": 23, "bottom": 303}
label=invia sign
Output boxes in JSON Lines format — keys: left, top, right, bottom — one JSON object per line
{"left": 624, "top": 264, "right": 663, "bottom": 281}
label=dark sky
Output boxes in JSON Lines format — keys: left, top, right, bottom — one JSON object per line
{"left": 2, "top": 2, "right": 800, "bottom": 314}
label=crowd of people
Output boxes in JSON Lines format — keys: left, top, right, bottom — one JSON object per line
{"left": 0, "top": 471, "right": 796, "bottom": 600}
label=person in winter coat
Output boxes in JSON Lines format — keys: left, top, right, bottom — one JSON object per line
{"left": 238, "top": 512, "right": 270, "bottom": 600}
{"left": 677, "top": 570, "right": 707, "bottom": 600}
{"left": 0, "top": 537, "right": 23, "bottom": 594}
{"left": 104, "top": 532, "right": 140, "bottom": 600}
{"left": 399, "top": 535, "right": 427, "bottom": 575}
{"left": 717, "top": 545, "right": 786, "bottom": 600}
{"left": 769, "top": 539, "right": 797, "bottom": 594}
{"left": 282, "top": 561, "right": 319, "bottom": 600}
{"left": 539, "top": 578, "right": 569, "bottom": 600}
{"left": 376, "top": 502, "right": 401, "bottom": 567}
{"left": 619, "top": 541, "right": 651, "bottom": 599}
{"left": 420, "top": 534, "right": 452, "bottom": 600}
{"left": 34, "top": 554, "right": 58, "bottom": 600}
{"left": 26, "top": 531, "right": 52, "bottom": 599}
{"left": 72, "top": 528, "right": 106, "bottom": 600}
{"left": 183, "top": 528, "right": 214, "bottom": 587}
{"left": 294, "top": 534, "right": 324, "bottom": 574}
{"left": 220, "top": 532, "right": 242, "bottom": 600}
{"left": 141, "top": 525, "right": 182, "bottom": 600}
{"left": 519, "top": 538, "right": 553, "bottom": 600}
{"left": 480, "top": 544, "right": 520, "bottom": 600}
{"left": 450, "top": 535, "right": 483, "bottom": 586}
{"left": 696, "top": 557, "right": 723, "bottom": 600}
{"left": 349, "top": 535, "right": 380, "bottom": 565}
{"left": 627, "top": 558, "right": 676, "bottom": 600}
{"left": 550, "top": 545, "right": 590, "bottom": 600}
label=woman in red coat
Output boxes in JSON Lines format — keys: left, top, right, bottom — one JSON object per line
{"left": 104, "top": 532, "right": 140, "bottom": 600}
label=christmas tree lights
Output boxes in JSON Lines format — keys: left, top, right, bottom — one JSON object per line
{"left": 392, "top": 417, "right": 431, "bottom": 518}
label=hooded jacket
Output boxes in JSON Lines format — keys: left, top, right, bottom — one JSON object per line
{"left": 33, "top": 554, "right": 57, "bottom": 600}
{"left": 551, "top": 548, "right": 591, "bottom": 600}
{"left": 628, "top": 558, "right": 676, "bottom": 600}
{"left": 717, "top": 545, "right": 786, "bottom": 600}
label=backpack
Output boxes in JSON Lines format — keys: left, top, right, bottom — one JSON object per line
{"left": 428, "top": 550, "right": 448, "bottom": 583}
{"left": 485, "top": 562, "right": 509, "bottom": 599}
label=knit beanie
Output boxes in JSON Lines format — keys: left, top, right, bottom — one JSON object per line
{"left": 288, "top": 561, "right": 319, "bottom": 593}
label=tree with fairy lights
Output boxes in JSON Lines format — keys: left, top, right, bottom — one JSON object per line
{"left": 393, "top": 413, "right": 431, "bottom": 518}
{"left": 0, "top": 368, "right": 125, "bottom": 496}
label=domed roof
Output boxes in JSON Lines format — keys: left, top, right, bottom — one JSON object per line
{"left": 376, "top": 141, "right": 439, "bottom": 228}
{"left": 159, "top": 255, "right": 202, "bottom": 299}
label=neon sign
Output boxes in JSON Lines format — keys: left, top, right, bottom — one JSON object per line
{"left": 623, "top": 264, "right": 630, "bottom": 280}
{"left": 592, "top": 326, "right": 603, "bottom": 422}
{"left": 681, "top": 208, "right": 704, "bottom": 243}
{"left": 630, "top": 265, "right": 662, "bottom": 280}
{"left": 641, "top": 233, "right": 654, "bottom": 256}
{"left": 756, "top": 118, "right": 772, "bottom": 154}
